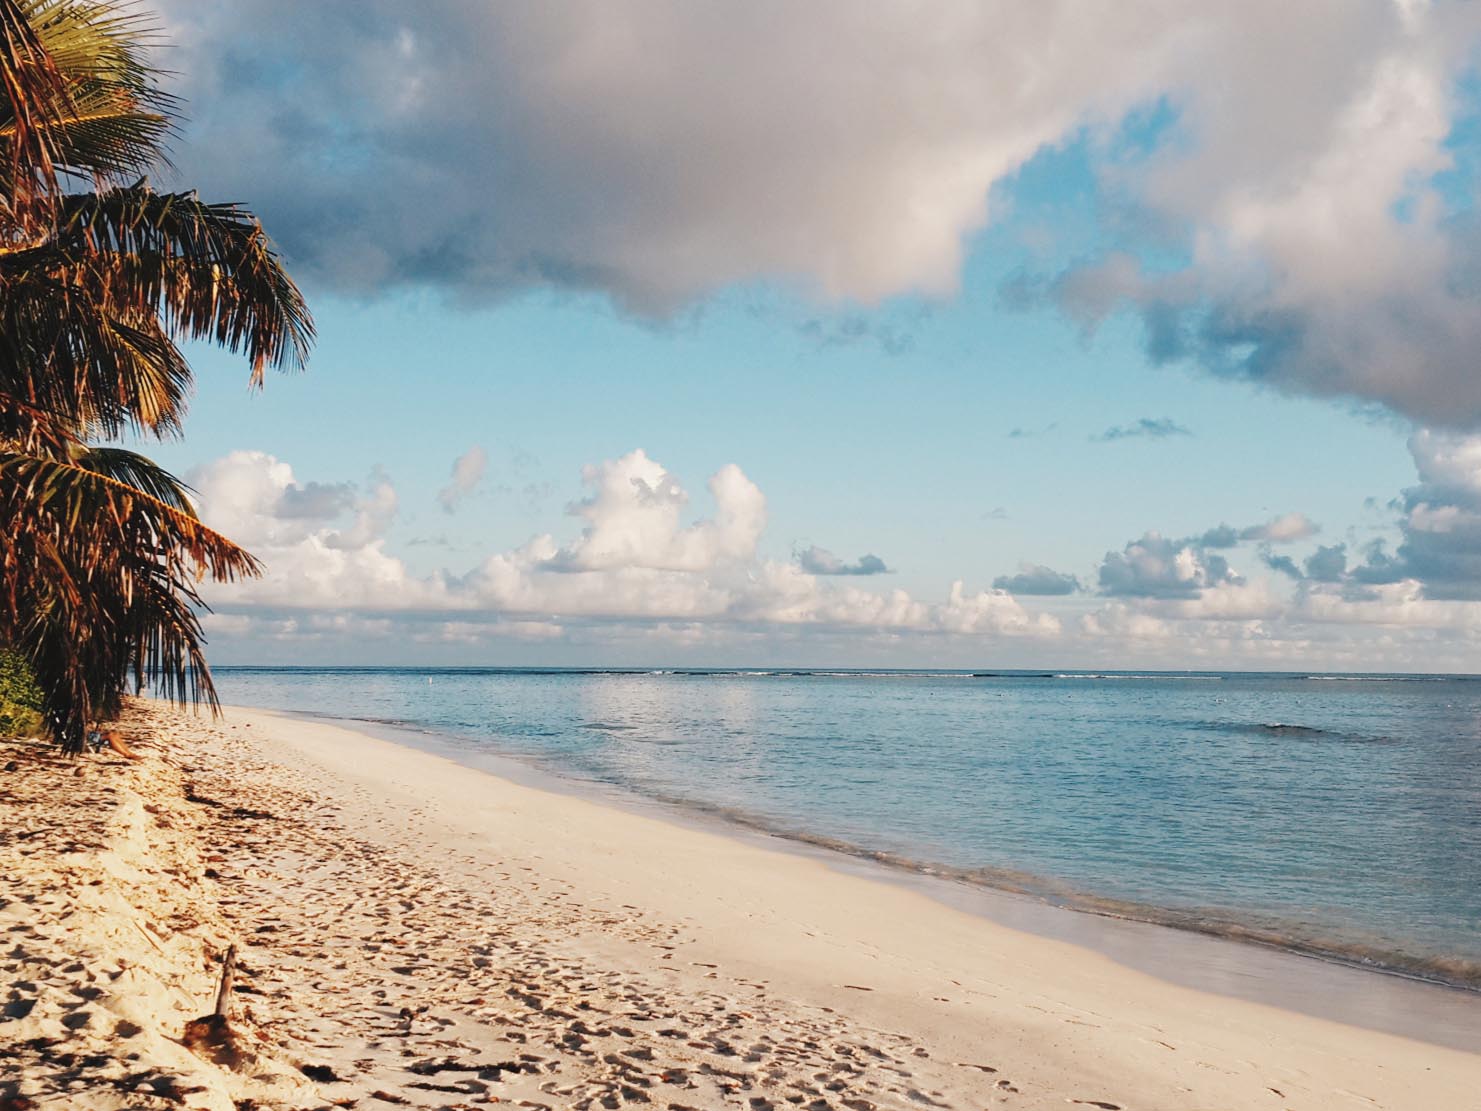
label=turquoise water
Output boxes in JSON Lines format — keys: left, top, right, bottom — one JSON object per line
{"left": 214, "top": 667, "right": 1481, "bottom": 988}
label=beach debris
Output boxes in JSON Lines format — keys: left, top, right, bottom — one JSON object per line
{"left": 184, "top": 945, "right": 251, "bottom": 1068}
{"left": 215, "top": 944, "right": 239, "bottom": 1016}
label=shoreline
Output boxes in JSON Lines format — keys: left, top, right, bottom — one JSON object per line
{"left": 286, "top": 705, "right": 1481, "bottom": 1040}
{"left": 6, "top": 700, "right": 1479, "bottom": 1110}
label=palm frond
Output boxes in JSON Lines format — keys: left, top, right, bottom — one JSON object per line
{"left": 0, "top": 0, "right": 70, "bottom": 216}
{"left": 0, "top": 446, "right": 260, "bottom": 751}
{"left": 0, "top": 450, "right": 261, "bottom": 580}
{"left": 0, "top": 267, "right": 191, "bottom": 437}
{"left": 0, "top": 0, "right": 173, "bottom": 203}
{"left": 0, "top": 187, "right": 313, "bottom": 436}
{"left": 54, "top": 186, "right": 315, "bottom": 380}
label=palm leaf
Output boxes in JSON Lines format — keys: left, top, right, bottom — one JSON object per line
{"left": 0, "top": 446, "right": 260, "bottom": 751}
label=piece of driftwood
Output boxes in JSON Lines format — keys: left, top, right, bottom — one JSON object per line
{"left": 214, "top": 944, "right": 237, "bottom": 1016}
{"left": 183, "top": 945, "right": 249, "bottom": 1068}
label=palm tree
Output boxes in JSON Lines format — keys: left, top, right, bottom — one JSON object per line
{"left": 0, "top": 0, "right": 313, "bottom": 752}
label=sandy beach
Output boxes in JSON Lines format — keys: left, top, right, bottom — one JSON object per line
{"left": 3, "top": 701, "right": 1478, "bottom": 1111}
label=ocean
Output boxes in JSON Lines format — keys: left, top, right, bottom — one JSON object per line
{"left": 213, "top": 667, "right": 1481, "bottom": 990}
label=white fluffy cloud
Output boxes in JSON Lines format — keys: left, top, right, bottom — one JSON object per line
{"left": 189, "top": 452, "right": 440, "bottom": 610}
{"left": 545, "top": 450, "right": 765, "bottom": 573}
{"left": 192, "top": 449, "right": 1056, "bottom": 642}
{"left": 148, "top": 2, "right": 1481, "bottom": 423}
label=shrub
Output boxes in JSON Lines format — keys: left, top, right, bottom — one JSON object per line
{"left": 0, "top": 650, "right": 45, "bottom": 738}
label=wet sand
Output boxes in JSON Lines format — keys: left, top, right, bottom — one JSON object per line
{"left": 3, "top": 700, "right": 1478, "bottom": 1110}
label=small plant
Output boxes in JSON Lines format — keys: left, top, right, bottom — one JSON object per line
{"left": 0, "top": 649, "right": 44, "bottom": 738}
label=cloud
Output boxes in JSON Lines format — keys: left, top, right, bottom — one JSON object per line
{"left": 159, "top": 0, "right": 1180, "bottom": 313}
{"left": 1198, "top": 513, "right": 1318, "bottom": 548}
{"left": 1092, "top": 417, "right": 1192, "bottom": 442}
{"left": 1098, "top": 509, "right": 1315, "bottom": 601}
{"left": 1261, "top": 551, "right": 1303, "bottom": 579}
{"left": 795, "top": 546, "right": 892, "bottom": 576}
{"left": 1241, "top": 512, "right": 1318, "bottom": 543}
{"left": 543, "top": 450, "right": 766, "bottom": 573}
{"left": 437, "top": 445, "right": 488, "bottom": 513}
{"left": 274, "top": 480, "right": 357, "bottom": 520}
{"left": 1304, "top": 543, "right": 1349, "bottom": 582}
{"left": 189, "top": 445, "right": 1481, "bottom": 670}
{"left": 1348, "top": 428, "right": 1481, "bottom": 598}
{"left": 191, "top": 448, "right": 1058, "bottom": 643}
{"left": 798, "top": 315, "right": 915, "bottom": 356}
{"left": 1007, "top": 422, "right": 1058, "bottom": 439}
{"left": 1186, "top": 432, "right": 1481, "bottom": 605}
{"left": 140, "top": 3, "right": 1481, "bottom": 426}
{"left": 325, "top": 468, "right": 398, "bottom": 551}
{"left": 189, "top": 452, "right": 430, "bottom": 610}
{"left": 1097, "top": 531, "right": 1242, "bottom": 599}
{"left": 1038, "top": 6, "right": 1481, "bottom": 426}
{"left": 992, "top": 564, "right": 1080, "bottom": 595}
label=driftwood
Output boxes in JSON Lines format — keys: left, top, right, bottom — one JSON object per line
{"left": 214, "top": 944, "right": 237, "bottom": 1016}
{"left": 183, "top": 945, "right": 246, "bottom": 1067}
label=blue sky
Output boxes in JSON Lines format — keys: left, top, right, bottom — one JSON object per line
{"left": 136, "top": 1, "right": 1481, "bottom": 670}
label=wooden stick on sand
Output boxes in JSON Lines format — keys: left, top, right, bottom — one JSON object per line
{"left": 214, "top": 944, "right": 237, "bottom": 1017}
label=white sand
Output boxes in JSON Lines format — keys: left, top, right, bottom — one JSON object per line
{"left": 3, "top": 700, "right": 1478, "bottom": 1110}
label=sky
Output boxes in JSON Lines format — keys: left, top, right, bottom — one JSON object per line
{"left": 127, "top": 0, "right": 1481, "bottom": 671}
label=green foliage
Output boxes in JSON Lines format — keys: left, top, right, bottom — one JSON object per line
{"left": 0, "top": 648, "right": 44, "bottom": 738}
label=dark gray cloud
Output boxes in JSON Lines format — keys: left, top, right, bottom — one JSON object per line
{"left": 1007, "top": 422, "right": 1058, "bottom": 439}
{"left": 1098, "top": 532, "right": 1241, "bottom": 599}
{"left": 1092, "top": 417, "right": 1192, "bottom": 442}
{"left": 1196, "top": 524, "right": 1241, "bottom": 549}
{"left": 1261, "top": 551, "right": 1302, "bottom": 579}
{"left": 274, "top": 481, "right": 357, "bottom": 521}
{"left": 1304, "top": 543, "right": 1348, "bottom": 583}
{"left": 1363, "top": 513, "right": 1481, "bottom": 599}
{"left": 1043, "top": 192, "right": 1481, "bottom": 428}
{"left": 992, "top": 564, "right": 1080, "bottom": 595}
{"left": 796, "top": 546, "right": 891, "bottom": 576}
{"left": 1313, "top": 433, "right": 1481, "bottom": 598}
{"left": 1098, "top": 510, "right": 1315, "bottom": 599}
{"left": 799, "top": 315, "right": 915, "bottom": 356}
{"left": 1348, "top": 543, "right": 1404, "bottom": 586}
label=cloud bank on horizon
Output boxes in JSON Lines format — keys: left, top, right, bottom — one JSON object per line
{"left": 153, "top": 0, "right": 1481, "bottom": 424}
{"left": 188, "top": 439, "right": 1481, "bottom": 671}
